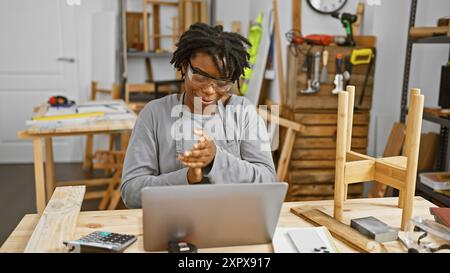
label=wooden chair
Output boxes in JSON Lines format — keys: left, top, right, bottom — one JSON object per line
{"left": 94, "top": 150, "right": 125, "bottom": 210}
{"left": 83, "top": 81, "right": 121, "bottom": 170}
{"left": 94, "top": 132, "right": 131, "bottom": 210}
{"left": 258, "top": 108, "right": 304, "bottom": 201}
{"left": 125, "top": 83, "right": 156, "bottom": 113}
{"left": 125, "top": 82, "right": 180, "bottom": 113}
{"left": 333, "top": 86, "right": 424, "bottom": 230}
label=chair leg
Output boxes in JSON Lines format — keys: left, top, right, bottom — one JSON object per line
{"left": 105, "top": 135, "right": 116, "bottom": 176}
{"left": 401, "top": 91, "right": 424, "bottom": 230}
{"left": 98, "top": 179, "right": 115, "bottom": 210}
{"left": 398, "top": 190, "right": 404, "bottom": 208}
{"left": 83, "top": 134, "right": 94, "bottom": 170}
{"left": 108, "top": 189, "right": 122, "bottom": 210}
{"left": 344, "top": 185, "right": 348, "bottom": 201}
{"left": 99, "top": 161, "right": 122, "bottom": 210}
{"left": 343, "top": 86, "right": 355, "bottom": 203}
{"left": 334, "top": 91, "right": 349, "bottom": 221}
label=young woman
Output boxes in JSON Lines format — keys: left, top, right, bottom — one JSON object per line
{"left": 120, "top": 23, "right": 276, "bottom": 208}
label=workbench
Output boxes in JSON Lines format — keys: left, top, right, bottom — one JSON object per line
{"left": 0, "top": 197, "right": 436, "bottom": 253}
{"left": 17, "top": 100, "right": 136, "bottom": 213}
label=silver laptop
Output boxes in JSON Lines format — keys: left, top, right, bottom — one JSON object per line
{"left": 142, "top": 183, "right": 288, "bottom": 251}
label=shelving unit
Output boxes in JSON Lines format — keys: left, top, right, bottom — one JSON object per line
{"left": 117, "top": 0, "right": 214, "bottom": 95}
{"left": 400, "top": 0, "right": 450, "bottom": 205}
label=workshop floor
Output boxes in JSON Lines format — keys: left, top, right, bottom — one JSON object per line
{"left": 0, "top": 163, "right": 125, "bottom": 246}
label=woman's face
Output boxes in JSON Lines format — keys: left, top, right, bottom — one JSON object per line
{"left": 184, "top": 52, "right": 231, "bottom": 110}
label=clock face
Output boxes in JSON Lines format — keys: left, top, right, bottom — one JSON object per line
{"left": 307, "top": 0, "right": 348, "bottom": 14}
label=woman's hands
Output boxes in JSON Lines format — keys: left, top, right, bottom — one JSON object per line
{"left": 179, "top": 129, "right": 217, "bottom": 184}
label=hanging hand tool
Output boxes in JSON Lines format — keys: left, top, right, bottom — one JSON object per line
{"left": 343, "top": 55, "right": 352, "bottom": 82}
{"left": 301, "top": 52, "right": 316, "bottom": 94}
{"left": 350, "top": 48, "right": 373, "bottom": 65}
{"left": 355, "top": 48, "right": 376, "bottom": 108}
{"left": 332, "top": 53, "right": 344, "bottom": 95}
{"left": 332, "top": 12, "right": 358, "bottom": 46}
{"left": 311, "top": 52, "right": 321, "bottom": 91}
{"left": 320, "top": 50, "right": 329, "bottom": 83}
{"left": 286, "top": 30, "right": 347, "bottom": 47}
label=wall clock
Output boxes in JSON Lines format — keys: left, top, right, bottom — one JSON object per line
{"left": 306, "top": 0, "right": 348, "bottom": 15}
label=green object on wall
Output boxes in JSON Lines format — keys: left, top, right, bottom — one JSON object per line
{"left": 240, "top": 12, "right": 263, "bottom": 95}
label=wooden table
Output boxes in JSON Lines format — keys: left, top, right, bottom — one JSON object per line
{"left": 18, "top": 100, "right": 136, "bottom": 213}
{"left": 0, "top": 197, "right": 436, "bottom": 253}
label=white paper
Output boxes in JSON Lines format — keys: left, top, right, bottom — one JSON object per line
{"left": 272, "top": 227, "right": 338, "bottom": 253}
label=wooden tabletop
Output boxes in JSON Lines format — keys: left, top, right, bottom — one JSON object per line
{"left": 0, "top": 197, "right": 436, "bottom": 253}
{"left": 18, "top": 100, "right": 137, "bottom": 138}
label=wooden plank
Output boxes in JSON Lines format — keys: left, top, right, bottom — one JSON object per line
{"left": 291, "top": 160, "right": 335, "bottom": 169}
{"left": 146, "top": 0, "right": 178, "bottom": 6}
{"left": 291, "top": 169, "right": 335, "bottom": 184}
{"left": 294, "top": 112, "right": 370, "bottom": 125}
{"left": 273, "top": 0, "right": 286, "bottom": 105}
{"left": 375, "top": 160, "right": 407, "bottom": 184}
{"left": 373, "top": 172, "right": 404, "bottom": 192}
{"left": 292, "top": 0, "right": 301, "bottom": 33}
{"left": 185, "top": 0, "right": 194, "bottom": 29}
{"left": 346, "top": 150, "right": 374, "bottom": 161}
{"left": 290, "top": 207, "right": 383, "bottom": 253}
{"left": 352, "top": 3, "right": 365, "bottom": 35}
{"left": 299, "top": 125, "right": 368, "bottom": 137}
{"left": 32, "top": 138, "right": 46, "bottom": 214}
{"left": 292, "top": 148, "right": 367, "bottom": 160}
{"left": 24, "top": 186, "right": 85, "bottom": 253}
{"left": 384, "top": 123, "right": 406, "bottom": 157}
{"left": 289, "top": 183, "right": 363, "bottom": 196}
{"left": 84, "top": 191, "right": 106, "bottom": 200}
{"left": 354, "top": 36, "right": 377, "bottom": 47}
{"left": 200, "top": 0, "right": 208, "bottom": 24}
{"left": 231, "top": 21, "right": 241, "bottom": 34}
{"left": 143, "top": 0, "right": 150, "bottom": 51}
{"left": 277, "top": 128, "right": 296, "bottom": 182}
{"left": 178, "top": 0, "right": 185, "bottom": 32}
{"left": 258, "top": 108, "right": 303, "bottom": 132}
{"left": 289, "top": 194, "right": 362, "bottom": 202}
{"left": 377, "top": 156, "right": 407, "bottom": 168}
{"left": 153, "top": 3, "right": 161, "bottom": 50}
{"left": 294, "top": 137, "right": 367, "bottom": 149}
{"left": 344, "top": 160, "right": 375, "bottom": 184}
{"left": 418, "top": 132, "right": 439, "bottom": 171}
{"left": 193, "top": 1, "right": 199, "bottom": 23}
{"left": 293, "top": 95, "right": 372, "bottom": 111}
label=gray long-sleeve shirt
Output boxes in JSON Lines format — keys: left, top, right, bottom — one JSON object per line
{"left": 120, "top": 93, "right": 276, "bottom": 208}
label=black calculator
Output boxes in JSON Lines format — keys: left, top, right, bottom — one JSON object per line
{"left": 63, "top": 231, "right": 137, "bottom": 253}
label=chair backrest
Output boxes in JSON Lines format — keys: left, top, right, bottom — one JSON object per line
{"left": 125, "top": 83, "right": 155, "bottom": 103}
{"left": 91, "top": 81, "right": 121, "bottom": 100}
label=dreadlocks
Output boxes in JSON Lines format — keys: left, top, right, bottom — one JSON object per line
{"left": 170, "top": 23, "right": 251, "bottom": 90}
